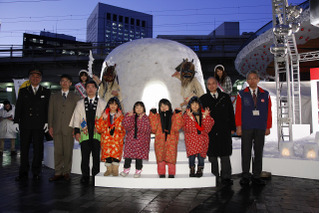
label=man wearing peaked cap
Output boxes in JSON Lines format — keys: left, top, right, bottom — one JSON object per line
{"left": 14, "top": 68, "right": 51, "bottom": 182}
{"left": 28, "top": 69, "right": 43, "bottom": 76}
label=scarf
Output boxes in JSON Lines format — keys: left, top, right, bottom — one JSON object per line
{"left": 134, "top": 114, "right": 138, "bottom": 139}
{"left": 192, "top": 110, "right": 204, "bottom": 134}
{"left": 160, "top": 111, "right": 172, "bottom": 141}
{"left": 105, "top": 108, "right": 116, "bottom": 136}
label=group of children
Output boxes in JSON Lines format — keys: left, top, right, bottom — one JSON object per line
{"left": 95, "top": 96, "right": 214, "bottom": 179}
{"left": 72, "top": 68, "right": 214, "bottom": 179}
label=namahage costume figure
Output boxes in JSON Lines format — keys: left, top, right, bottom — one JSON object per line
{"left": 93, "top": 62, "right": 122, "bottom": 104}
{"left": 172, "top": 59, "right": 205, "bottom": 109}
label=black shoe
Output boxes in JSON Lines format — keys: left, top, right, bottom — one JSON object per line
{"left": 168, "top": 175, "right": 175, "bottom": 178}
{"left": 49, "top": 175, "right": 63, "bottom": 182}
{"left": 15, "top": 175, "right": 28, "bottom": 182}
{"left": 239, "top": 177, "right": 250, "bottom": 186}
{"left": 33, "top": 175, "right": 41, "bottom": 181}
{"left": 64, "top": 173, "right": 71, "bottom": 182}
{"left": 159, "top": 175, "right": 165, "bottom": 178}
{"left": 222, "top": 178, "right": 233, "bottom": 186}
{"left": 251, "top": 177, "right": 266, "bottom": 185}
{"left": 11, "top": 151, "right": 17, "bottom": 156}
{"left": 80, "top": 176, "right": 89, "bottom": 185}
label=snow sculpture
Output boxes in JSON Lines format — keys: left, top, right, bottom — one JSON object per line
{"left": 101, "top": 38, "right": 206, "bottom": 113}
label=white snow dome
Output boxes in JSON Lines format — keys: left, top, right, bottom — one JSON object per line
{"left": 102, "top": 38, "right": 206, "bottom": 113}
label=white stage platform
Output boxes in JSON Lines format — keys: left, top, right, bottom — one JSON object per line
{"left": 44, "top": 136, "right": 319, "bottom": 189}
{"left": 44, "top": 139, "right": 217, "bottom": 188}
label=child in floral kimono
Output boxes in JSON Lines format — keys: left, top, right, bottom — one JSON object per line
{"left": 183, "top": 96, "right": 214, "bottom": 177}
{"left": 121, "top": 101, "right": 151, "bottom": 178}
{"left": 149, "top": 99, "right": 183, "bottom": 178}
{"left": 95, "top": 97, "right": 125, "bottom": 176}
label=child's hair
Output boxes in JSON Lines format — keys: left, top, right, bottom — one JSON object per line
{"left": 186, "top": 96, "right": 202, "bottom": 113}
{"left": 133, "top": 101, "right": 146, "bottom": 139}
{"left": 158, "top": 98, "right": 172, "bottom": 113}
{"left": 107, "top": 97, "right": 122, "bottom": 111}
{"left": 187, "top": 96, "right": 203, "bottom": 134}
{"left": 133, "top": 101, "right": 146, "bottom": 114}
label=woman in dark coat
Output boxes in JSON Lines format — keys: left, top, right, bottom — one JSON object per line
{"left": 200, "top": 77, "right": 236, "bottom": 185}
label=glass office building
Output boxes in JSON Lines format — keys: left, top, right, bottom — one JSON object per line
{"left": 87, "top": 3, "right": 153, "bottom": 54}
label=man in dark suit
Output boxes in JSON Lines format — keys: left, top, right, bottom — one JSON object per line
{"left": 200, "top": 77, "right": 236, "bottom": 186}
{"left": 14, "top": 68, "right": 51, "bottom": 181}
{"left": 48, "top": 74, "right": 80, "bottom": 182}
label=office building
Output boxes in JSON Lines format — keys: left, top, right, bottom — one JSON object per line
{"left": 87, "top": 3, "right": 153, "bottom": 54}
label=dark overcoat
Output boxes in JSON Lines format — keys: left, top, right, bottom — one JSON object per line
{"left": 200, "top": 88, "right": 236, "bottom": 157}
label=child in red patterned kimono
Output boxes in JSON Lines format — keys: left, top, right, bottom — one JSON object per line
{"left": 183, "top": 96, "right": 214, "bottom": 177}
{"left": 121, "top": 101, "right": 151, "bottom": 178}
{"left": 149, "top": 99, "right": 183, "bottom": 178}
{"left": 95, "top": 97, "right": 125, "bottom": 176}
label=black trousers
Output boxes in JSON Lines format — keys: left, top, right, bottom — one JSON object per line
{"left": 209, "top": 156, "right": 232, "bottom": 180}
{"left": 80, "top": 139, "right": 100, "bottom": 177}
{"left": 241, "top": 129, "right": 265, "bottom": 179}
{"left": 123, "top": 158, "right": 142, "bottom": 170}
{"left": 19, "top": 128, "right": 45, "bottom": 177}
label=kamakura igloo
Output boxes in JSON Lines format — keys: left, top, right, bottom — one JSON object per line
{"left": 101, "top": 38, "right": 206, "bottom": 112}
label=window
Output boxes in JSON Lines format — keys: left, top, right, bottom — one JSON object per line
{"left": 119, "top": 15, "right": 123, "bottom": 22}
{"left": 47, "top": 41, "right": 59, "bottom": 46}
{"left": 142, "top": 21, "right": 146, "bottom": 28}
{"left": 107, "top": 13, "right": 111, "bottom": 20}
{"left": 190, "top": 46, "right": 199, "bottom": 51}
{"left": 113, "top": 14, "right": 117, "bottom": 22}
{"left": 136, "top": 19, "right": 140, "bottom": 26}
{"left": 125, "top": 17, "right": 129, "bottom": 24}
{"left": 214, "top": 45, "right": 222, "bottom": 51}
{"left": 130, "top": 18, "right": 135, "bottom": 25}
{"left": 202, "top": 46, "right": 208, "bottom": 51}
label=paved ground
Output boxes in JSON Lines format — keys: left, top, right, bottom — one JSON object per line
{"left": 0, "top": 145, "right": 318, "bottom": 213}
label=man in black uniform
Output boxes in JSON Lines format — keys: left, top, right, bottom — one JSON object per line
{"left": 14, "top": 68, "right": 51, "bottom": 181}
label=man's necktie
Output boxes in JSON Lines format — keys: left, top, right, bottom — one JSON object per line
{"left": 213, "top": 94, "right": 216, "bottom": 100}
{"left": 253, "top": 90, "right": 257, "bottom": 108}
{"left": 33, "top": 87, "right": 37, "bottom": 95}
{"left": 63, "top": 92, "right": 67, "bottom": 100}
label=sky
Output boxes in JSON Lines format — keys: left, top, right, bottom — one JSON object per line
{"left": 0, "top": 0, "right": 305, "bottom": 46}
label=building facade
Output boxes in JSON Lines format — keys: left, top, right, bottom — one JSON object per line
{"left": 23, "top": 32, "right": 91, "bottom": 57}
{"left": 87, "top": 3, "right": 153, "bottom": 54}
